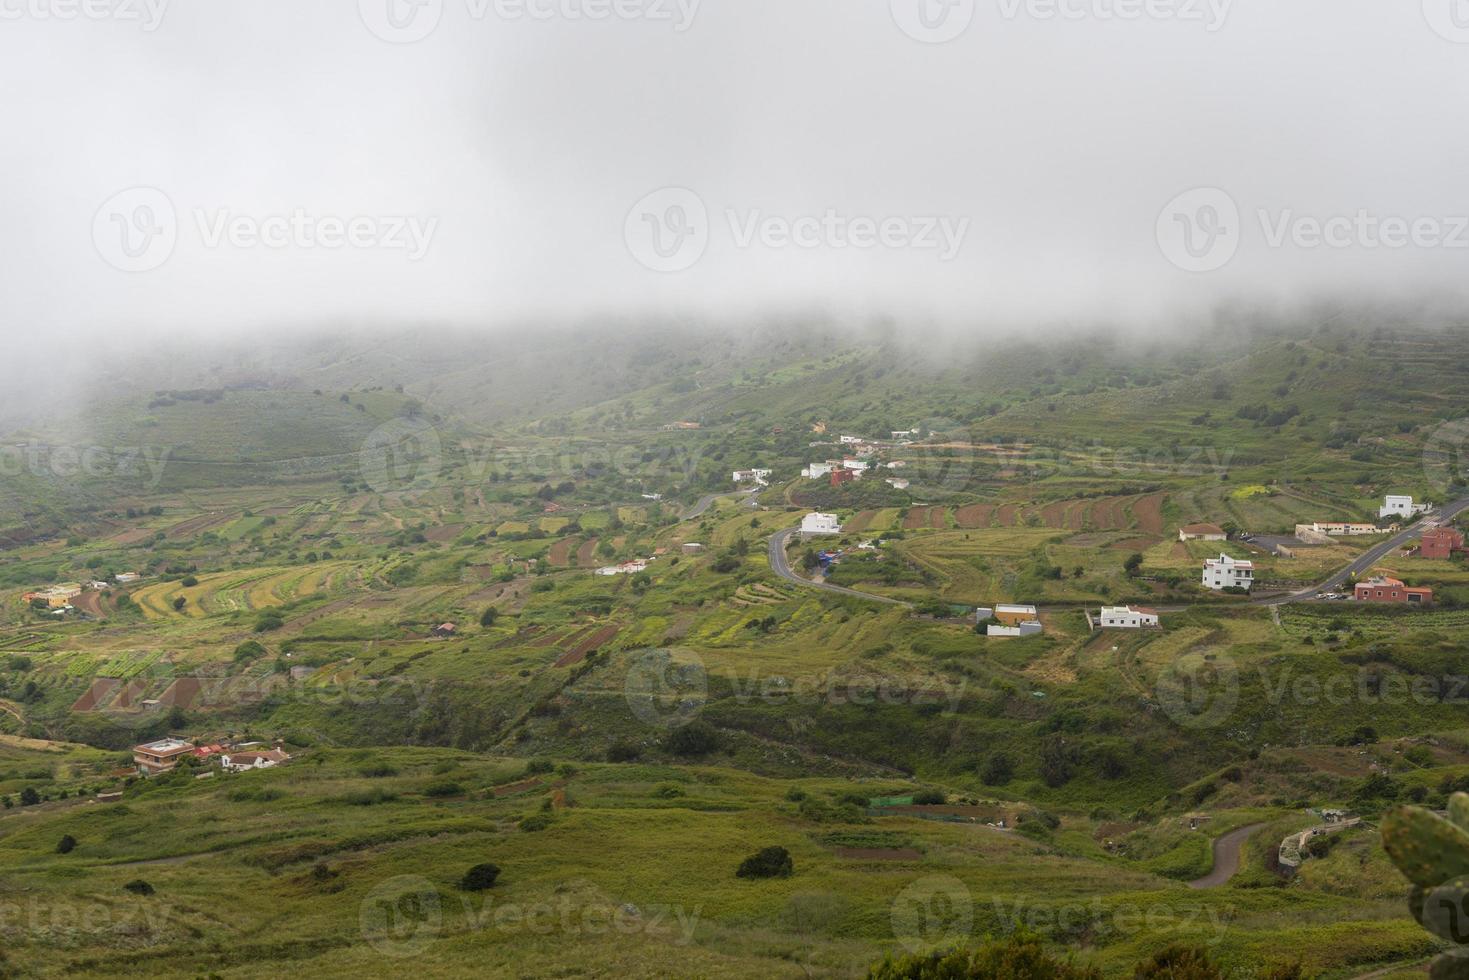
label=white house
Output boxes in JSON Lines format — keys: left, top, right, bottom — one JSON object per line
{"left": 988, "top": 621, "right": 1043, "bottom": 637}
{"left": 595, "top": 559, "right": 650, "bottom": 576}
{"left": 842, "top": 458, "right": 867, "bottom": 471}
{"left": 1380, "top": 495, "right": 1430, "bottom": 520}
{"left": 1178, "top": 523, "right": 1227, "bottom": 542}
{"left": 220, "top": 748, "right": 290, "bottom": 772}
{"left": 800, "top": 513, "right": 843, "bottom": 536}
{"left": 886, "top": 478, "right": 911, "bottom": 490}
{"left": 1097, "top": 606, "right": 1160, "bottom": 629}
{"left": 802, "top": 462, "right": 834, "bottom": 479}
{"left": 1202, "top": 553, "right": 1254, "bottom": 591}
{"left": 732, "top": 469, "right": 773, "bottom": 486}
{"left": 839, "top": 435, "right": 863, "bottom": 445}
{"left": 891, "top": 430, "right": 916, "bottom": 441}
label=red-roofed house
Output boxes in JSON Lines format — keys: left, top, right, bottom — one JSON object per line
{"left": 1355, "top": 575, "right": 1433, "bottom": 606}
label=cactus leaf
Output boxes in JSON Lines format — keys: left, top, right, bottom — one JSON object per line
{"left": 1382, "top": 806, "right": 1469, "bottom": 888}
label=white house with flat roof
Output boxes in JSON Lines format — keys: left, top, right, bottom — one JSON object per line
{"left": 800, "top": 513, "right": 842, "bottom": 536}
{"left": 1202, "top": 553, "right": 1254, "bottom": 591}
{"left": 732, "top": 469, "right": 772, "bottom": 486}
{"left": 802, "top": 462, "right": 834, "bottom": 479}
{"left": 1098, "top": 606, "right": 1160, "bottom": 629}
{"left": 1380, "top": 495, "right": 1430, "bottom": 520}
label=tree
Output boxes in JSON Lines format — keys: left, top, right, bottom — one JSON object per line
{"left": 56, "top": 835, "right": 77, "bottom": 854}
{"left": 172, "top": 597, "right": 187, "bottom": 611}
{"left": 479, "top": 607, "right": 499, "bottom": 628}
{"left": 459, "top": 863, "right": 501, "bottom": 891}
{"left": 736, "top": 846, "right": 793, "bottom": 879}
{"left": 19, "top": 787, "right": 39, "bottom": 806}
{"left": 1123, "top": 553, "right": 1144, "bottom": 577}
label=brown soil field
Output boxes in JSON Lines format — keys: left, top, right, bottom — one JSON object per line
{"left": 1133, "top": 492, "right": 1167, "bottom": 536}
{"left": 554, "top": 625, "right": 620, "bottom": 667}
{"left": 953, "top": 504, "right": 993, "bottom": 529}
{"left": 547, "top": 537, "right": 580, "bottom": 567}
{"left": 844, "top": 511, "right": 878, "bottom": 533}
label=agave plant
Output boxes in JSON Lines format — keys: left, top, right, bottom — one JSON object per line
{"left": 1381, "top": 793, "right": 1469, "bottom": 977}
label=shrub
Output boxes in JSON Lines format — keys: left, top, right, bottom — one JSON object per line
{"left": 459, "top": 863, "right": 500, "bottom": 891}
{"left": 1132, "top": 945, "right": 1222, "bottom": 980}
{"left": 912, "top": 789, "right": 946, "bottom": 806}
{"left": 736, "top": 846, "right": 793, "bottom": 880}
{"left": 19, "top": 787, "right": 39, "bottom": 806}
{"left": 665, "top": 721, "right": 720, "bottom": 757}
{"left": 55, "top": 834, "right": 77, "bottom": 854}
{"left": 358, "top": 763, "right": 398, "bottom": 778}
{"left": 868, "top": 937, "right": 1102, "bottom": 979}
{"left": 981, "top": 753, "right": 1015, "bottom": 786}
{"left": 479, "top": 607, "right": 499, "bottom": 627}
{"left": 606, "top": 740, "right": 641, "bottom": 763}
{"left": 254, "top": 613, "right": 284, "bottom": 632}
{"left": 123, "top": 880, "right": 154, "bottom": 896}
{"left": 519, "top": 812, "right": 553, "bottom": 832}
{"left": 424, "top": 780, "right": 463, "bottom": 798}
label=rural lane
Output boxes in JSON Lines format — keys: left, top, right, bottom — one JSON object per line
{"left": 1187, "top": 823, "right": 1266, "bottom": 889}
{"left": 768, "top": 528, "right": 912, "bottom": 607}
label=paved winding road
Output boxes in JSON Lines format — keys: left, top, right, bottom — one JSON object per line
{"left": 768, "top": 528, "right": 912, "bottom": 606}
{"left": 764, "top": 498, "right": 1469, "bottom": 612}
{"left": 682, "top": 488, "right": 759, "bottom": 522}
{"left": 1187, "top": 823, "right": 1266, "bottom": 889}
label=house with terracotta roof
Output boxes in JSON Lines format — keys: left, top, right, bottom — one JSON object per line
{"left": 1178, "top": 524, "right": 1226, "bottom": 542}
{"left": 1354, "top": 575, "right": 1433, "bottom": 606}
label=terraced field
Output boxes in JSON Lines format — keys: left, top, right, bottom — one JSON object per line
{"left": 130, "top": 562, "right": 357, "bottom": 620}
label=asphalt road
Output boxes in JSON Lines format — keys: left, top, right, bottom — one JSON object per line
{"left": 1252, "top": 495, "right": 1469, "bottom": 605}
{"left": 764, "top": 496, "right": 1469, "bottom": 612}
{"left": 767, "top": 528, "right": 912, "bottom": 606}
{"left": 682, "top": 488, "right": 759, "bottom": 522}
{"left": 1187, "top": 823, "right": 1266, "bottom": 889}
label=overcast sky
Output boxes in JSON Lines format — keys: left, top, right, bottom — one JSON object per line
{"left": 3, "top": 0, "right": 1469, "bottom": 341}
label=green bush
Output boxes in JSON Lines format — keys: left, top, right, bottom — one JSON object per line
{"left": 459, "top": 863, "right": 500, "bottom": 891}
{"left": 55, "top": 834, "right": 77, "bottom": 854}
{"left": 123, "top": 880, "right": 154, "bottom": 896}
{"left": 736, "top": 846, "right": 793, "bottom": 880}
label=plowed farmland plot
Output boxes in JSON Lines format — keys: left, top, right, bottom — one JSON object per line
{"left": 554, "top": 625, "right": 620, "bottom": 667}
{"left": 1132, "top": 492, "right": 1167, "bottom": 536}
{"left": 845, "top": 511, "right": 878, "bottom": 533}
{"left": 954, "top": 504, "right": 993, "bottom": 528}
{"left": 547, "top": 537, "right": 580, "bottom": 567}
{"left": 576, "top": 539, "right": 601, "bottom": 567}
{"left": 903, "top": 507, "right": 934, "bottom": 530}
{"left": 994, "top": 504, "right": 1019, "bottom": 526}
